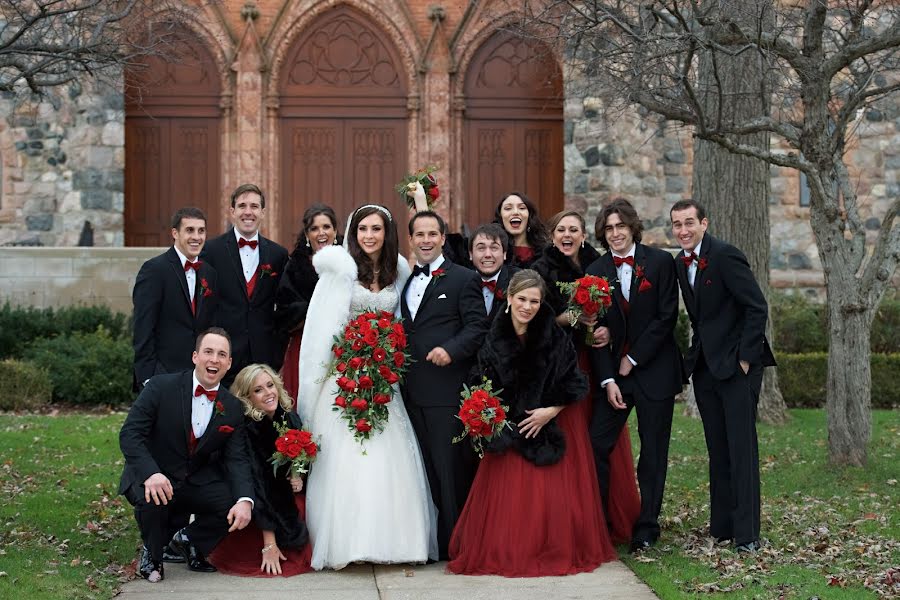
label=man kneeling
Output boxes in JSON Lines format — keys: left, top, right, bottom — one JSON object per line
{"left": 119, "top": 327, "right": 254, "bottom": 582}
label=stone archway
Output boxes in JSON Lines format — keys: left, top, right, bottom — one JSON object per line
{"left": 277, "top": 5, "right": 410, "bottom": 236}
{"left": 124, "top": 23, "right": 223, "bottom": 247}
{"left": 462, "top": 30, "right": 564, "bottom": 228}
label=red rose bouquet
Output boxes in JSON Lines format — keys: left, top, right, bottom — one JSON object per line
{"left": 328, "top": 310, "right": 410, "bottom": 445}
{"left": 452, "top": 378, "right": 510, "bottom": 458}
{"left": 556, "top": 275, "right": 614, "bottom": 344}
{"left": 270, "top": 419, "right": 319, "bottom": 478}
{"left": 395, "top": 165, "right": 440, "bottom": 211}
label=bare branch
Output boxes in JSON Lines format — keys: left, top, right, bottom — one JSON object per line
{"left": 861, "top": 198, "right": 900, "bottom": 299}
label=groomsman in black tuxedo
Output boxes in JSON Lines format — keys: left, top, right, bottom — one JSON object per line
{"left": 119, "top": 328, "right": 254, "bottom": 582}
{"left": 201, "top": 184, "right": 289, "bottom": 386}
{"left": 587, "top": 199, "right": 684, "bottom": 552}
{"left": 670, "top": 199, "right": 776, "bottom": 553}
{"left": 401, "top": 211, "right": 488, "bottom": 559}
{"left": 132, "top": 207, "right": 218, "bottom": 391}
{"left": 468, "top": 223, "right": 519, "bottom": 321}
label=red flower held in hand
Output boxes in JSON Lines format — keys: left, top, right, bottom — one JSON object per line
{"left": 377, "top": 317, "right": 392, "bottom": 329}
{"left": 218, "top": 425, "right": 234, "bottom": 434}
{"left": 336, "top": 376, "right": 356, "bottom": 392}
{"left": 357, "top": 375, "right": 374, "bottom": 389}
{"left": 348, "top": 357, "right": 364, "bottom": 370}
{"left": 350, "top": 398, "right": 369, "bottom": 411}
{"left": 355, "top": 419, "right": 372, "bottom": 433}
{"left": 336, "top": 362, "right": 348, "bottom": 373}
{"left": 392, "top": 351, "right": 405, "bottom": 368}
{"left": 373, "top": 393, "right": 391, "bottom": 405}
{"left": 428, "top": 186, "right": 440, "bottom": 200}
{"left": 372, "top": 348, "right": 387, "bottom": 362}
{"left": 334, "top": 396, "right": 348, "bottom": 408}
{"left": 364, "top": 330, "right": 379, "bottom": 347}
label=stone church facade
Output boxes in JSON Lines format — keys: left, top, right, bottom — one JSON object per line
{"left": 0, "top": 0, "right": 897, "bottom": 291}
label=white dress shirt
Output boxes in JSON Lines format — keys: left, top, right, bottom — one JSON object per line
{"left": 612, "top": 244, "right": 636, "bottom": 302}
{"left": 686, "top": 241, "right": 703, "bottom": 287}
{"left": 406, "top": 255, "right": 444, "bottom": 320}
{"left": 234, "top": 228, "right": 260, "bottom": 283}
{"left": 173, "top": 246, "right": 196, "bottom": 303}
{"left": 481, "top": 271, "right": 501, "bottom": 314}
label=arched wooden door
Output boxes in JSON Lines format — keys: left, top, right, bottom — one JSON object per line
{"left": 464, "top": 32, "right": 563, "bottom": 228}
{"left": 125, "top": 25, "right": 222, "bottom": 246}
{"left": 279, "top": 6, "right": 409, "bottom": 237}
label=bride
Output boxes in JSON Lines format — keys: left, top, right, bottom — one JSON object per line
{"left": 297, "top": 204, "right": 438, "bottom": 570}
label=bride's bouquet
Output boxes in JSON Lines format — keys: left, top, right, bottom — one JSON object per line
{"left": 452, "top": 378, "right": 510, "bottom": 458}
{"left": 328, "top": 310, "right": 410, "bottom": 445}
{"left": 395, "top": 165, "right": 440, "bottom": 211}
{"left": 556, "top": 275, "right": 614, "bottom": 345}
{"left": 270, "top": 419, "right": 319, "bottom": 478}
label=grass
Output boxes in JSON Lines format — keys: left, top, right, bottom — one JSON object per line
{"left": 0, "top": 409, "right": 896, "bottom": 599}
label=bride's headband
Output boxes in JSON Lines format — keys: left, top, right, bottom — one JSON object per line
{"left": 354, "top": 204, "right": 393, "bottom": 222}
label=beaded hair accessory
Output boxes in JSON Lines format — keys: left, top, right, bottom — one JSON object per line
{"left": 354, "top": 204, "right": 393, "bottom": 222}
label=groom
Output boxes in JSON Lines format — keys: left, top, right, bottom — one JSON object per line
{"left": 401, "top": 211, "right": 488, "bottom": 559}
{"left": 119, "top": 328, "right": 254, "bottom": 582}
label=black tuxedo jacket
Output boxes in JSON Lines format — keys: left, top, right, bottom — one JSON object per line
{"left": 400, "top": 260, "right": 489, "bottom": 407}
{"left": 485, "top": 265, "right": 519, "bottom": 321}
{"left": 676, "top": 234, "right": 776, "bottom": 380}
{"left": 118, "top": 371, "right": 254, "bottom": 502}
{"left": 201, "top": 231, "right": 289, "bottom": 371}
{"left": 132, "top": 247, "right": 218, "bottom": 389}
{"left": 586, "top": 244, "right": 685, "bottom": 401}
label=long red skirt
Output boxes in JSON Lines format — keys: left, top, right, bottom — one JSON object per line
{"left": 447, "top": 398, "right": 618, "bottom": 577}
{"left": 208, "top": 495, "right": 312, "bottom": 577}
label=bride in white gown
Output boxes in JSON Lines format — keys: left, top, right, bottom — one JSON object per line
{"left": 297, "top": 204, "right": 437, "bottom": 570}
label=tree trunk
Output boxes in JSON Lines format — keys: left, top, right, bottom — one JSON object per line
{"left": 687, "top": 0, "right": 788, "bottom": 424}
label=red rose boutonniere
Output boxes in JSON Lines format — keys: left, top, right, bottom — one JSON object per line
{"left": 635, "top": 265, "right": 653, "bottom": 293}
{"left": 259, "top": 263, "right": 278, "bottom": 278}
{"left": 431, "top": 268, "right": 446, "bottom": 286}
{"left": 493, "top": 286, "right": 505, "bottom": 301}
{"left": 218, "top": 425, "right": 234, "bottom": 434}
{"left": 698, "top": 257, "right": 709, "bottom": 271}
{"left": 199, "top": 278, "right": 213, "bottom": 298}
{"left": 214, "top": 400, "right": 225, "bottom": 417}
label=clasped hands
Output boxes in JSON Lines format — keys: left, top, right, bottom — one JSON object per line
{"left": 143, "top": 472, "right": 251, "bottom": 532}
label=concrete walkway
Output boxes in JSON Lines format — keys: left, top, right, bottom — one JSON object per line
{"left": 117, "top": 561, "right": 657, "bottom": 599}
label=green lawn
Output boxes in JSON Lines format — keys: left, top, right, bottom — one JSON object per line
{"left": 0, "top": 409, "right": 897, "bottom": 599}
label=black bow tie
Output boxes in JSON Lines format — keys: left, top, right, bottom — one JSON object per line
{"left": 412, "top": 264, "right": 430, "bottom": 277}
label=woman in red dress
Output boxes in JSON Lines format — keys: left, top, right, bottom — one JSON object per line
{"left": 532, "top": 210, "right": 641, "bottom": 543}
{"left": 274, "top": 204, "right": 339, "bottom": 407}
{"left": 448, "top": 270, "right": 617, "bottom": 577}
{"left": 493, "top": 192, "right": 550, "bottom": 269}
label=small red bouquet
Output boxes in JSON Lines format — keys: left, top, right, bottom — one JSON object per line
{"left": 395, "top": 165, "right": 440, "bottom": 211}
{"left": 452, "top": 378, "right": 510, "bottom": 458}
{"left": 270, "top": 420, "right": 319, "bottom": 478}
{"left": 329, "top": 310, "right": 410, "bottom": 445}
{"left": 556, "top": 275, "right": 614, "bottom": 344}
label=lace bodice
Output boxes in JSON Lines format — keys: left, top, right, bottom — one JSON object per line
{"left": 350, "top": 283, "right": 400, "bottom": 316}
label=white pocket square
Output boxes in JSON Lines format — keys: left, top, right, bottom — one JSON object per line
{"left": 438, "top": 293, "right": 447, "bottom": 299}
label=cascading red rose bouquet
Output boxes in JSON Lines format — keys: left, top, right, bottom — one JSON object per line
{"left": 329, "top": 310, "right": 410, "bottom": 445}
{"left": 395, "top": 165, "right": 440, "bottom": 211}
{"left": 270, "top": 420, "right": 319, "bottom": 478}
{"left": 556, "top": 275, "right": 614, "bottom": 344}
{"left": 452, "top": 378, "right": 510, "bottom": 458}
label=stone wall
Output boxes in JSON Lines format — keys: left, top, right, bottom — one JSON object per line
{"left": 0, "top": 247, "right": 159, "bottom": 313}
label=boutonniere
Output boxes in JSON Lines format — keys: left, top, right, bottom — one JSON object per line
{"left": 431, "top": 268, "right": 446, "bottom": 285}
{"left": 214, "top": 400, "right": 225, "bottom": 417}
{"left": 199, "top": 278, "right": 213, "bottom": 298}
{"left": 259, "top": 263, "right": 278, "bottom": 278}
{"left": 494, "top": 287, "right": 505, "bottom": 301}
{"left": 218, "top": 425, "right": 234, "bottom": 434}
{"left": 635, "top": 265, "right": 653, "bottom": 293}
{"left": 698, "top": 257, "right": 709, "bottom": 271}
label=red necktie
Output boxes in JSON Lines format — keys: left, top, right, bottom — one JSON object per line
{"left": 184, "top": 260, "right": 201, "bottom": 272}
{"left": 681, "top": 252, "right": 697, "bottom": 267}
{"left": 195, "top": 385, "right": 217, "bottom": 401}
{"left": 481, "top": 280, "right": 497, "bottom": 292}
{"left": 613, "top": 256, "right": 634, "bottom": 268}
{"left": 238, "top": 238, "right": 258, "bottom": 250}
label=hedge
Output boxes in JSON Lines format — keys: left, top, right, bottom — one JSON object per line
{"left": 0, "top": 303, "right": 129, "bottom": 359}
{"left": 23, "top": 327, "right": 134, "bottom": 405}
{"left": 778, "top": 353, "right": 900, "bottom": 409}
{"left": 0, "top": 359, "right": 52, "bottom": 411}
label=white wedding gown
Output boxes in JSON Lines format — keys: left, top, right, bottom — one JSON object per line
{"left": 298, "top": 246, "right": 437, "bottom": 570}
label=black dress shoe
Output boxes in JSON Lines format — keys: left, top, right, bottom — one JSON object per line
{"left": 162, "top": 544, "right": 186, "bottom": 563}
{"left": 629, "top": 539, "right": 653, "bottom": 553}
{"left": 735, "top": 540, "right": 761, "bottom": 554}
{"left": 138, "top": 546, "right": 164, "bottom": 583}
{"left": 168, "top": 529, "right": 217, "bottom": 573}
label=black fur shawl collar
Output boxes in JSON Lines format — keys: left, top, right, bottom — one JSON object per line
{"left": 532, "top": 243, "right": 602, "bottom": 315}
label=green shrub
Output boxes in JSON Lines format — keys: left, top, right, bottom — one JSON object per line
{"left": 777, "top": 352, "right": 900, "bottom": 409}
{"left": 871, "top": 297, "right": 900, "bottom": 353}
{"left": 770, "top": 293, "right": 827, "bottom": 353}
{"left": 23, "top": 327, "right": 134, "bottom": 405}
{"left": 0, "top": 359, "right": 52, "bottom": 410}
{"left": 0, "top": 303, "right": 130, "bottom": 359}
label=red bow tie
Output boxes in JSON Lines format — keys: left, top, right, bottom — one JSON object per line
{"left": 481, "top": 280, "right": 497, "bottom": 292}
{"left": 681, "top": 252, "right": 698, "bottom": 267}
{"left": 184, "top": 260, "right": 201, "bottom": 272}
{"left": 195, "top": 385, "right": 218, "bottom": 401}
{"left": 613, "top": 255, "right": 634, "bottom": 268}
{"left": 238, "top": 238, "right": 258, "bottom": 250}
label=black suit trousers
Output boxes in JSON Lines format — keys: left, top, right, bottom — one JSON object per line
{"left": 692, "top": 355, "right": 762, "bottom": 545}
{"left": 590, "top": 385, "right": 674, "bottom": 542}
{"left": 124, "top": 478, "right": 233, "bottom": 561}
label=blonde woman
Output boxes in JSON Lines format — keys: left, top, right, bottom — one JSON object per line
{"left": 208, "top": 364, "right": 311, "bottom": 577}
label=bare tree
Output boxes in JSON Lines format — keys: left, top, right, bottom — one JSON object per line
{"left": 0, "top": 0, "right": 172, "bottom": 93}
{"left": 526, "top": 0, "right": 900, "bottom": 465}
